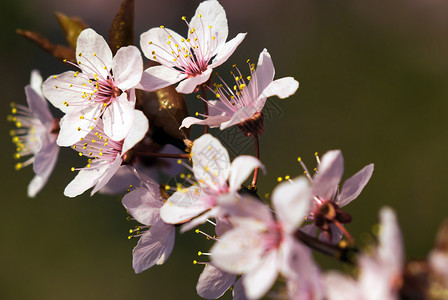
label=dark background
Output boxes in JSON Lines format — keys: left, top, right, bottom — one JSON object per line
{"left": 2, "top": 0, "right": 448, "bottom": 299}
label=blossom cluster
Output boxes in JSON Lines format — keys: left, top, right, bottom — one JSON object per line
{"left": 9, "top": 0, "right": 448, "bottom": 299}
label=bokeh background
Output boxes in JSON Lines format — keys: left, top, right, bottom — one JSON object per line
{"left": 2, "top": 0, "right": 448, "bottom": 299}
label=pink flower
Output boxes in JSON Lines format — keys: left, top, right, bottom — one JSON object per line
{"left": 301, "top": 150, "right": 374, "bottom": 243}
{"left": 122, "top": 173, "right": 175, "bottom": 273}
{"left": 210, "top": 177, "right": 312, "bottom": 299}
{"left": 180, "top": 49, "right": 299, "bottom": 134}
{"left": 64, "top": 110, "right": 148, "bottom": 197}
{"left": 160, "top": 134, "right": 263, "bottom": 232}
{"left": 43, "top": 28, "right": 143, "bottom": 146}
{"left": 324, "top": 207, "right": 404, "bottom": 300}
{"left": 139, "top": 0, "right": 246, "bottom": 94}
{"left": 9, "top": 70, "right": 59, "bottom": 197}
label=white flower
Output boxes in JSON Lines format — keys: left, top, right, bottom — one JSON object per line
{"left": 139, "top": 0, "right": 246, "bottom": 94}
{"left": 160, "top": 134, "right": 263, "bottom": 232}
{"left": 64, "top": 110, "right": 148, "bottom": 197}
{"left": 9, "top": 70, "right": 59, "bottom": 197}
{"left": 43, "top": 28, "right": 143, "bottom": 146}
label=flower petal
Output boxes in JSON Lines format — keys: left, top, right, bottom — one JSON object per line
{"left": 209, "top": 33, "right": 247, "bottom": 69}
{"left": 243, "top": 250, "right": 279, "bottom": 300}
{"left": 228, "top": 155, "right": 264, "bottom": 192}
{"left": 30, "top": 70, "right": 44, "bottom": 98}
{"left": 319, "top": 223, "right": 343, "bottom": 244}
{"left": 32, "top": 138, "right": 59, "bottom": 177}
{"left": 132, "top": 222, "right": 175, "bottom": 273}
{"left": 113, "top": 45, "right": 143, "bottom": 91}
{"left": 98, "top": 165, "right": 140, "bottom": 195}
{"left": 138, "top": 65, "right": 187, "bottom": 92}
{"left": 253, "top": 49, "right": 275, "bottom": 96}
{"left": 180, "top": 115, "right": 230, "bottom": 129}
{"left": 28, "top": 175, "right": 49, "bottom": 198}
{"left": 175, "top": 68, "right": 213, "bottom": 94}
{"left": 102, "top": 92, "right": 135, "bottom": 142}
{"left": 64, "top": 162, "right": 109, "bottom": 197}
{"left": 256, "top": 77, "right": 299, "bottom": 110}
{"left": 218, "top": 194, "right": 273, "bottom": 226}
{"left": 312, "top": 150, "right": 344, "bottom": 201}
{"left": 190, "top": 0, "right": 229, "bottom": 51}
{"left": 140, "top": 27, "right": 186, "bottom": 67}
{"left": 76, "top": 28, "right": 112, "bottom": 79}
{"left": 180, "top": 208, "right": 217, "bottom": 233}
{"left": 160, "top": 186, "right": 210, "bottom": 224}
{"left": 378, "top": 207, "right": 404, "bottom": 272}
{"left": 91, "top": 154, "right": 123, "bottom": 195}
{"left": 272, "top": 176, "right": 311, "bottom": 233}
{"left": 337, "top": 163, "right": 374, "bottom": 207}
{"left": 324, "top": 272, "right": 359, "bottom": 300}
{"left": 196, "top": 264, "right": 236, "bottom": 299}
{"left": 122, "top": 186, "right": 163, "bottom": 226}
{"left": 121, "top": 109, "right": 149, "bottom": 155}
{"left": 233, "top": 278, "right": 249, "bottom": 300}
{"left": 211, "top": 226, "right": 265, "bottom": 274}
{"left": 56, "top": 106, "right": 101, "bottom": 147}
{"left": 192, "top": 134, "right": 231, "bottom": 190}
{"left": 219, "top": 106, "right": 258, "bottom": 130}
{"left": 25, "top": 86, "right": 52, "bottom": 128}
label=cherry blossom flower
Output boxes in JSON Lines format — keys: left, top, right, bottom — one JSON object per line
{"left": 139, "top": 0, "right": 246, "bottom": 94}
{"left": 8, "top": 70, "right": 59, "bottom": 197}
{"left": 160, "top": 134, "right": 263, "bottom": 232}
{"left": 301, "top": 150, "right": 374, "bottom": 243}
{"left": 122, "top": 173, "right": 175, "bottom": 273}
{"left": 64, "top": 109, "right": 148, "bottom": 198}
{"left": 210, "top": 177, "right": 313, "bottom": 299}
{"left": 43, "top": 28, "right": 143, "bottom": 146}
{"left": 180, "top": 49, "right": 299, "bottom": 135}
{"left": 324, "top": 207, "right": 404, "bottom": 300}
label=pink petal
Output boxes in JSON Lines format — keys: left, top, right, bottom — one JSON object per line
{"left": 122, "top": 186, "right": 163, "bottom": 226}
{"left": 228, "top": 155, "right": 264, "bottom": 192}
{"left": 180, "top": 115, "right": 230, "bottom": 129}
{"left": 25, "top": 86, "right": 52, "bottom": 128}
{"left": 337, "top": 163, "right": 374, "bottom": 207}
{"left": 218, "top": 194, "right": 273, "bottom": 226}
{"left": 132, "top": 222, "right": 175, "bottom": 273}
{"left": 196, "top": 264, "right": 236, "bottom": 299}
{"left": 189, "top": 0, "right": 229, "bottom": 51}
{"left": 192, "top": 134, "right": 230, "bottom": 190}
{"left": 243, "top": 250, "right": 279, "bottom": 300}
{"left": 138, "top": 65, "right": 187, "bottom": 92}
{"left": 175, "top": 68, "right": 213, "bottom": 94}
{"left": 103, "top": 92, "right": 135, "bottom": 142}
{"left": 91, "top": 154, "right": 123, "bottom": 195}
{"left": 324, "top": 272, "right": 359, "bottom": 300}
{"left": 377, "top": 207, "right": 404, "bottom": 272}
{"left": 272, "top": 176, "right": 311, "bottom": 233}
{"left": 209, "top": 33, "right": 247, "bottom": 69}
{"left": 33, "top": 137, "right": 58, "bottom": 177}
{"left": 220, "top": 106, "right": 258, "bottom": 130}
{"left": 64, "top": 162, "right": 109, "bottom": 197}
{"left": 140, "top": 27, "right": 186, "bottom": 67}
{"left": 98, "top": 165, "right": 140, "bottom": 195}
{"left": 76, "top": 28, "right": 113, "bottom": 79}
{"left": 180, "top": 208, "right": 217, "bottom": 233}
{"left": 233, "top": 278, "right": 249, "bottom": 300}
{"left": 312, "top": 150, "right": 344, "bottom": 201}
{"left": 253, "top": 49, "right": 275, "bottom": 96}
{"left": 121, "top": 109, "right": 149, "bottom": 155}
{"left": 258, "top": 77, "right": 299, "bottom": 100}
{"left": 113, "top": 45, "right": 143, "bottom": 91}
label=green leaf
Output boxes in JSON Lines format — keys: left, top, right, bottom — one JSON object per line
{"left": 108, "top": 0, "right": 134, "bottom": 55}
{"left": 55, "top": 12, "right": 88, "bottom": 49}
{"left": 16, "top": 29, "right": 76, "bottom": 63}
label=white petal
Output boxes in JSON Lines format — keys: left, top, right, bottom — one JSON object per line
{"left": 25, "top": 86, "right": 52, "bottom": 128}
{"left": 56, "top": 106, "right": 101, "bottom": 147}
{"left": 253, "top": 49, "right": 275, "bottom": 96}
{"left": 138, "top": 65, "right": 186, "bottom": 92}
{"left": 180, "top": 115, "right": 230, "bottom": 129}
{"left": 122, "top": 186, "right": 163, "bottom": 226}
{"left": 175, "top": 68, "right": 213, "bottom": 94}
{"left": 209, "top": 33, "right": 246, "bottom": 69}
{"left": 312, "top": 150, "right": 344, "bottom": 201}
{"left": 30, "top": 70, "right": 44, "bottom": 98}
{"left": 103, "top": 92, "right": 135, "bottom": 142}
{"left": 228, "top": 156, "right": 264, "bottom": 192}
{"left": 140, "top": 27, "right": 186, "bottom": 67}
{"left": 121, "top": 109, "right": 149, "bottom": 155}
{"left": 160, "top": 186, "right": 210, "bottom": 224}
{"left": 190, "top": 0, "right": 228, "bottom": 51}
{"left": 180, "top": 208, "right": 216, "bottom": 233}
{"left": 27, "top": 175, "right": 48, "bottom": 198}
{"left": 378, "top": 207, "right": 404, "bottom": 272}
{"left": 211, "top": 226, "right": 265, "bottom": 274}
{"left": 132, "top": 222, "right": 175, "bottom": 273}
{"left": 324, "top": 272, "right": 359, "bottom": 300}
{"left": 272, "top": 176, "right": 311, "bottom": 233}
{"left": 192, "top": 134, "right": 230, "bottom": 189}
{"left": 243, "top": 250, "right": 279, "bottom": 300}
{"left": 196, "top": 264, "right": 236, "bottom": 299}
{"left": 42, "top": 71, "right": 91, "bottom": 114}
{"left": 219, "top": 107, "right": 258, "bottom": 130}
{"left": 76, "top": 28, "right": 112, "bottom": 79}
{"left": 258, "top": 77, "right": 299, "bottom": 101}
{"left": 218, "top": 194, "right": 273, "bottom": 227}
{"left": 64, "top": 163, "right": 108, "bottom": 197}
{"left": 337, "top": 163, "right": 374, "bottom": 207}
{"left": 91, "top": 154, "right": 123, "bottom": 195}
{"left": 113, "top": 46, "right": 143, "bottom": 91}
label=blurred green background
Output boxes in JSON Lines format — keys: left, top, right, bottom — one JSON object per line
{"left": 2, "top": 0, "right": 448, "bottom": 299}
